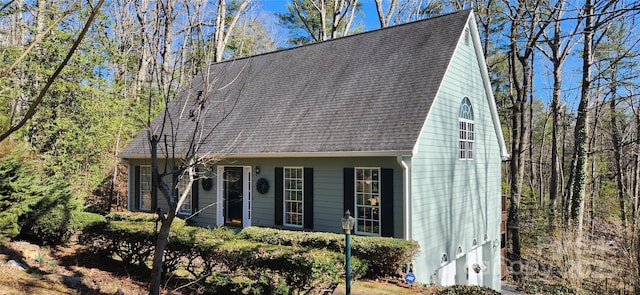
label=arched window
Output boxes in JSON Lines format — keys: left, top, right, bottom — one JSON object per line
{"left": 459, "top": 97, "right": 474, "bottom": 160}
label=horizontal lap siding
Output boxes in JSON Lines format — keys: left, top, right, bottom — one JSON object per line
{"left": 125, "top": 159, "right": 217, "bottom": 226}
{"left": 214, "top": 157, "right": 403, "bottom": 235}
{"left": 126, "top": 159, "right": 172, "bottom": 214}
{"left": 127, "top": 157, "right": 404, "bottom": 231}
{"left": 410, "top": 25, "right": 502, "bottom": 285}
{"left": 194, "top": 175, "right": 217, "bottom": 227}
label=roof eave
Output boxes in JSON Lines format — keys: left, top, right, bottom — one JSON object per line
{"left": 467, "top": 11, "right": 510, "bottom": 161}
{"left": 118, "top": 150, "right": 413, "bottom": 160}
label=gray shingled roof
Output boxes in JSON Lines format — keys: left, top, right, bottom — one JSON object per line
{"left": 119, "top": 10, "right": 472, "bottom": 158}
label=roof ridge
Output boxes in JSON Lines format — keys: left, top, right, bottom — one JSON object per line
{"left": 211, "top": 9, "right": 472, "bottom": 66}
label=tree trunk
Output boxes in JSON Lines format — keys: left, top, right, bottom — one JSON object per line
{"left": 148, "top": 206, "right": 176, "bottom": 295}
{"left": 505, "top": 1, "right": 543, "bottom": 279}
{"left": 528, "top": 54, "right": 535, "bottom": 204}
{"left": 214, "top": 0, "right": 251, "bottom": 62}
{"left": 160, "top": 0, "right": 176, "bottom": 96}
{"left": 609, "top": 67, "right": 627, "bottom": 227}
{"left": 134, "top": 0, "right": 151, "bottom": 101}
{"left": 548, "top": 6, "right": 565, "bottom": 229}
{"left": 569, "top": 0, "right": 594, "bottom": 241}
{"left": 549, "top": 61, "right": 561, "bottom": 229}
{"left": 633, "top": 112, "right": 640, "bottom": 226}
{"left": 374, "top": 0, "right": 397, "bottom": 28}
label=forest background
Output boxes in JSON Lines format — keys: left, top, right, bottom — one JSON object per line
{"left": 0, "top": 0, "right": 639, "bottom": 293}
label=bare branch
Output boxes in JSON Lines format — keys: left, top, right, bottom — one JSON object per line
{"left": 0, "top": 0, "right": 105, "bottom": 142}
{"left": 0, "top": 0, "right": 80, "bottom": 80}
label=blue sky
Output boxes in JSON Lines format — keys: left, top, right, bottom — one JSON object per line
{"left": 255, "top": 0, "right": 383, "bottom": 45}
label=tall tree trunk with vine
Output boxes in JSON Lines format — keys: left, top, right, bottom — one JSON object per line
{"left": 569, "top": 0, "right": 594, "bottom": 241}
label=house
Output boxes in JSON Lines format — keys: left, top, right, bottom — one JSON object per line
{"left": 118, "top": 10, "right": 509, "bottom": 290}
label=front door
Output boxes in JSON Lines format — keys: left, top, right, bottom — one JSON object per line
{"left": 217, "top": 166, "right": 252, "bottom": 228}
{"left": 224, "top": 167, "right": 243, "bottom": 226}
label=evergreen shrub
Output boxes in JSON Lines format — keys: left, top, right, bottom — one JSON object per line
{"left": 207, "top": 269, "right": 290, "bottom": 295}
{"left": 80, "top": 219, "right": 364, "bottom": 294}
{"left": 81, "top": 220, "right": 156, "bottom": 266}
{"left": 71, "top": 211, "right": 107, "bottom": 229}
{"left": 0, "top": 149, "right": 43, "bottom": 242}
{"left": 0, "top": 148, "right": 96, "bottom": 245}
{"left": 239, "top": 226, "right": 419, "bottom": 279}
{"left": 106, "top": 211, "right": 162, "bottom": 222}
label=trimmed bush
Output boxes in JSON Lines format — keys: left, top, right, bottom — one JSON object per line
{"left": 239, "top": 226, "right": 419, "bottom": 279}
{"left": 351, "top": 235, "right": 419, "bottom": 278}
{"left": 211, "top": 239, "right": 361, "bottom": 293}
{"left": 106, "top": 211, "right": 162, "bottom": 222}
{"left": 80, "top": 220, "right": 364, "bottom": 293}
{"left": 80, "top": 220, "right": 155, "bottom": 265}
{"left": 238, "top": 227, "right": 342, "bottom": 251}
{"left": 25, "top": 205, "right": 75, "bottom": 244}
{"left": 71, "top": 211, "right": 107, "bottom": 229}
{"left": 207, "top": 269, "right": 290, "bottom": 295}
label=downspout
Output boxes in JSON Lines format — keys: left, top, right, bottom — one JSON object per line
{"left": 397, "top": 156, "right": 411, "bottom": 240}
{"left": 127, "top": 160, "right": 133, "bottom": 210}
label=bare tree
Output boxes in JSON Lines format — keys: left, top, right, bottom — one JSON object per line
{"left": 503, "top": 0, "right": 551, "bottom": 278}
{"left": 214, "top": 0, "right": 252, "bottom": 62}
{"left": 535, "top": 0, "right": 580, "bottom": 230}
{"left": 130, "top": 1, "right": 254, "bottom": 293}
{"left": 566, "top": 0, "right": 639, "bottom": 238}
{"left": 567, "top": 0, "right": 594, "bottom": 240}
{"left": 145, "top": 61, "right": 250, "bottom": 294}
{"left": 374, "top": 0, "right": 398, "bottom": 27}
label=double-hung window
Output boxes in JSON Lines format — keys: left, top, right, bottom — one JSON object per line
{"left": 284, "top": 167, "right": 304, "bottom": 227}
{"left": 140, "top": 165, "right": 152, "bottom": 211}
{"left": 459, "top": 97, "right": 474, "bottom": 160}
{"left": 355, "top": 167, "right": 380, "bottom": 235}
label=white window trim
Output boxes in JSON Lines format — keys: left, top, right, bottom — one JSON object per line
{"left": 459, "top": 97, "right": 475, "bottom": 160}
{"left": 177, "top": 175, "right": 192, "bottom": 215}
{"left": 283, "top": 167, "right": 304, "bottom": 228}
{"left": 459, "top": 119, "right": 475, "bottom": 160}
{"left": 140, "top": 165, "right": 152, "bottom": 211}
{"left": 354, "top": 167, "right": 381, "bottom": 236}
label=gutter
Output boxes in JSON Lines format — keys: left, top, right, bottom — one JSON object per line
{"left": 118, "top": 150, "right": 413, "bottom": 160}
{"left": 397, "top": 156, "right": 411, "bottom": 241}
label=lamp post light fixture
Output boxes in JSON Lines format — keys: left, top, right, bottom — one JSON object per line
{"left": 341, "top": 210, "right": 355, "bottom": 295}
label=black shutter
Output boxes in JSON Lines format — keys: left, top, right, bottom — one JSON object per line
{"left": 303, "top": 168, "right": 314, "bottom": 230}
{"left": 151, "top": 167, "right": 158, "bottom": 211}
{"left": 274, "top": 167, "right": 283, "bottom": 226}
{"left": 343, "top": 168, "right": 355, "bottom": 217}
{"left": 381, "top": 168, "right": 394, "bottom": 237}
{"left": 133, "top": 166, "right": 140, "bottom": 211}
{"left": 173, "top": 172, "right": 178, "bottom": 206}
{"left": 192, "top": 179, "right": 199, "bottom": 215}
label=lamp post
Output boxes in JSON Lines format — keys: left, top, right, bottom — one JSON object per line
{"left": 341, "top": 210, "right": 355, "bottom": 295}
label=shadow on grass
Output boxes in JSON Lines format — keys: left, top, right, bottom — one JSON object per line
{"left": 55, "top": 248, "right": 150, "bottom": 294}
